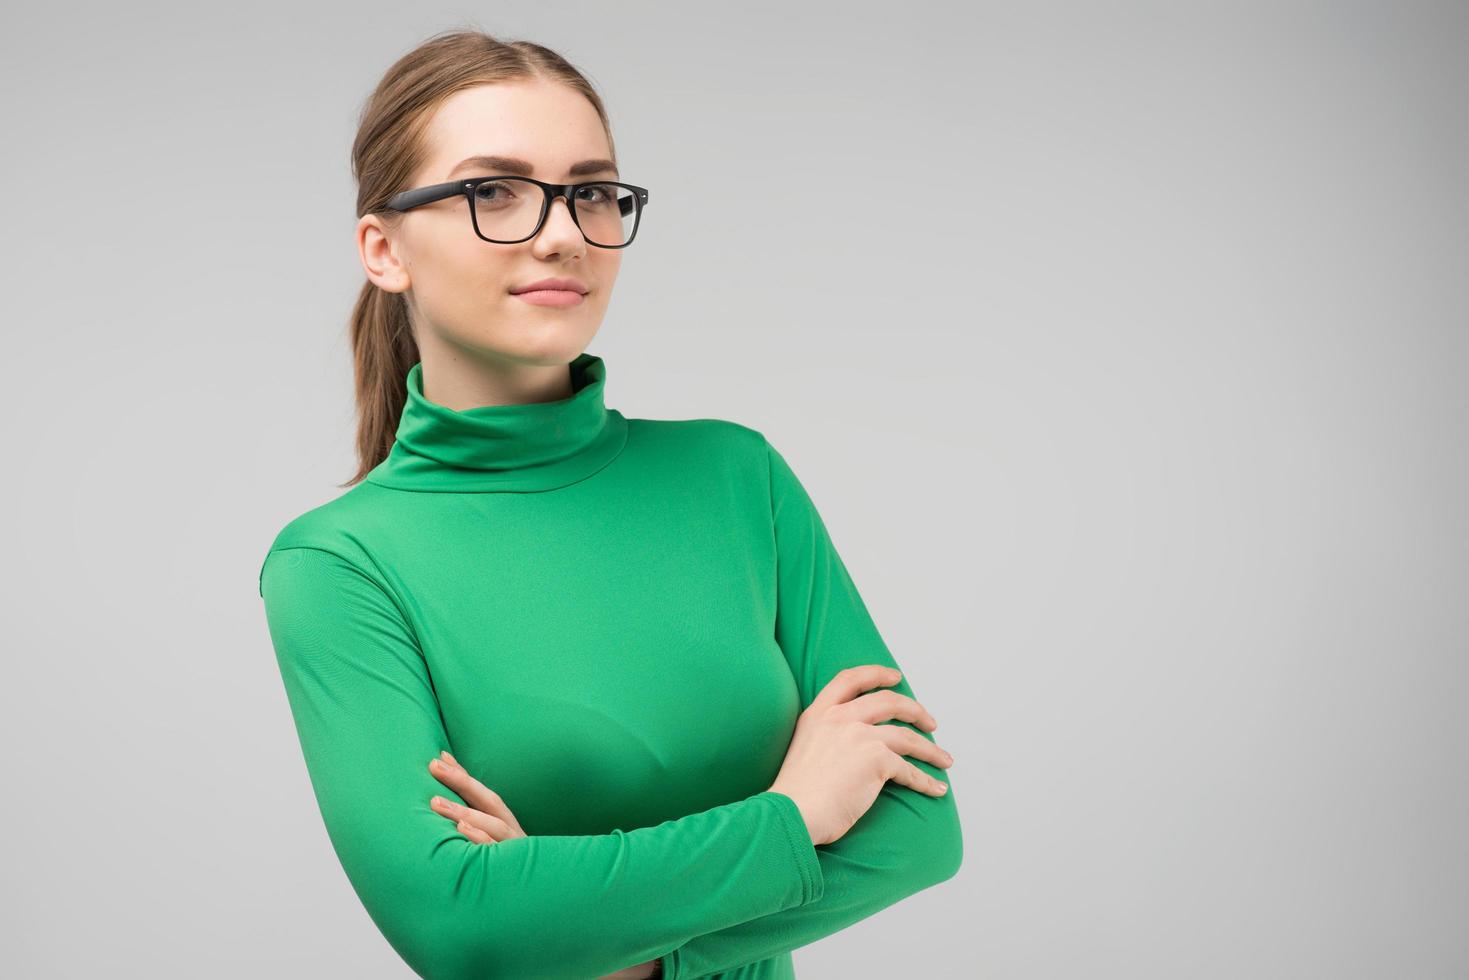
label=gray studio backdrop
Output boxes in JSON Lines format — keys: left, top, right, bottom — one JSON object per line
{"left": 1, "top": 1, "right": 1465, "bottom": 977}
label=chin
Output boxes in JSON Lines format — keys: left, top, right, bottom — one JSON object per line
{"left": 490, "top": 327, "right": 602, "bottom": 365}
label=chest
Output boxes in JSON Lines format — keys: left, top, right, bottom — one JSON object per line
{"left": 378, "top": 480, "right": 797, "bottom": 835}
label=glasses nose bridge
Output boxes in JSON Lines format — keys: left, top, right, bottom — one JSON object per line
{"left": 544, "top": 182, "right": 576, "bottom": 212}
{"left": 539, "top": 183, "right": 582, "bottom": 232}
{"left": 543, "top": 182, "right": 581, "bottom": 223}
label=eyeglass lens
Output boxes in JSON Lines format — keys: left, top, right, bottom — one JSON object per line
{"left": 471, "top": 179, "right": 638, "bottom": 246}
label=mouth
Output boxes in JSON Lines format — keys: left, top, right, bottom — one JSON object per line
{"left": 511, "top": 288, "right": 587, "bottom": 308}
{"left": 510, "top": 277, "right": 589, "bottom": 295}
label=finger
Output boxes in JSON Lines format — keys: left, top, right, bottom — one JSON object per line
{"left": 431, "top": 795, "right": 514, "bottom": 842}
{"left": 880, "top": 750, "right": 950, "bottom": 797}
{"left": 429, "top": 756, "right": 527, "bottom": 837}
{"left": 848, "top": 689, "right": 938, "bottom": 732}
{"left": 457, "top": 818, "right": 495, "bottom": 845}
{"left": 871, "top": 724, "right": 954, "bottom": 770}
{"left": 808, "top": 665, "right": 904, "bottom": 714}
{"left": 433, "top": 754, "right": 524, "bottom": 836}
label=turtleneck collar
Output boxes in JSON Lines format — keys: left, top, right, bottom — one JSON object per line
{"left": 364, "top": 352, "right": 629, "bottom": 493}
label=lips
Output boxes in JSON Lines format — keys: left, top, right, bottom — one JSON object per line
{"left": 510, "top": 277, "right": 588, "bottom": 295}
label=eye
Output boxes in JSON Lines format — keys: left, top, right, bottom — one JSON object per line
{"left": 575, "top": 184, "right": 614, "bottom": 204}
{"left": 473, "top": 180, "right": 519, "bottom": 203}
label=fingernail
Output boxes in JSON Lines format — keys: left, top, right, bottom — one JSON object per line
{"left": 938, "top": 782, "right": 949, "bottom": 794}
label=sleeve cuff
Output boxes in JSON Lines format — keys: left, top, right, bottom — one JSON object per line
{"left": 761, "top": 790, "right": 826, "bottom": 906}
{"left": 659, "top": 792, "right": 825, "bottom": 979}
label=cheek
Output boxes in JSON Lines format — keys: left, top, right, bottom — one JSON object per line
{"left": 590, "top": 251, "right": 623, "bottom": 290}
{"left": 420, "top": 241, "right": 514, "bottom": 303}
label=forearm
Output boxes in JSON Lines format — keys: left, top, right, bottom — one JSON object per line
{"left": 664, "top": 774, "right": 962, "bottom": 978}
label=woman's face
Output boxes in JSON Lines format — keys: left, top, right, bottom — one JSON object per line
{"left": 360, "top": 80, "right": 623, "bottom": 368}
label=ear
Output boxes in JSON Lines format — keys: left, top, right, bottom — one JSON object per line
{"left": 359, "top": 213, "right": 411, "bottom": 294}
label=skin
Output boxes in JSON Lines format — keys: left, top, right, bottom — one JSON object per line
{"left": 359, "top": 77, "right": 624, "bottom": 410}
{"left": 360, "top": 77, "right": 653, "bottom": 980}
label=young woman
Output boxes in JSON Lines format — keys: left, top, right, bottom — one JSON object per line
{"left": 258, "top": 29, "right": 962, "bottom": 980}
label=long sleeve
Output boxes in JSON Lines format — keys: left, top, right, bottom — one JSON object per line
{"left": 260, "top": 545, "right": 826, "bottom": 980}
{"left": 661, "top": 438, "right": 965, "bottom": 980}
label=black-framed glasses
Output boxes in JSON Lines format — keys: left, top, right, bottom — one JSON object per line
{"left": 383, "top": 175, "right": 650, "bottom": 249}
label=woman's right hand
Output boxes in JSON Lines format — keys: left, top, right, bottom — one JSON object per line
{"left": 767, "top": 665, "right": 953, "bottom": 846}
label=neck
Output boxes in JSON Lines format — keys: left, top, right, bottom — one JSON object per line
{"left": 418, "top": 355, "right": 578, "bottom": 413}
{"left": 365, "top": 351, "right": 629, "bottom": 494}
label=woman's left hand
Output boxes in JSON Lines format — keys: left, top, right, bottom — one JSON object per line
{"left": 427, "top": 750, "right": 527, "bottom": 843}
{"left": 427, "top": 753, "right": 658, "bottom": 979}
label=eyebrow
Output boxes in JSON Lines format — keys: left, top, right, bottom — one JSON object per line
{"left": 446, "top": 154, "right": 619, "bottom": 180}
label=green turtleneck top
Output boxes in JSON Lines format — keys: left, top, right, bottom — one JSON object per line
{"left": 258, "top": 352, "right": 963, "bottom": 980}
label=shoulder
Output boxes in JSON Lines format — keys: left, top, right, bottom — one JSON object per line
{"left": 625, "top": 414, "right": 770, "bottom": 459}
{"left": 258, "top": 482, "right": 394, "bottom": 597}
{"left": 622, "top": 415, "right": 776, "bottom": 485}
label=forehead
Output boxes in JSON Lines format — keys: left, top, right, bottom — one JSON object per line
{"left": 421, "top": 81, "right": 612, "bottom": 181}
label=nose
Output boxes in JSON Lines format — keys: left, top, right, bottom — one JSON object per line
{"left": 537, "top": 194, "right": 584, "bottom": 244}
